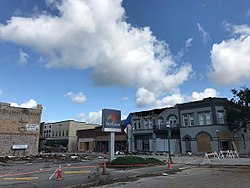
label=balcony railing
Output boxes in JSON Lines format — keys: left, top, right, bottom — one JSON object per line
{"left": 154, "top": 123, "right": 179, "bottom": 130}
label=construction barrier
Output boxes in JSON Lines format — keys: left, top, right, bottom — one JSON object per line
{"left": 204, "top": 151, "right": 220, "bottom": 164}
{"left": 219, "top": 150, "right": 239, "bottom": 159}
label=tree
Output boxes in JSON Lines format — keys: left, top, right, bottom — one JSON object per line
{"left": 226, "top": 87, "right": 250, "bottom": 132}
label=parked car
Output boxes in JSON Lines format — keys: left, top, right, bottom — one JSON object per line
{"left": 40, "top": 144, "right": 67, "bottom": 153}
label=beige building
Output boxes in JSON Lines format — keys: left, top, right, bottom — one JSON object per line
{"left": 0, "top": 102, "right": 43, "bottom": 156}
{"left": 42, "top": 120, "right": 96, "bottom": 152}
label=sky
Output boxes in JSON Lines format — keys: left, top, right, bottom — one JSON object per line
{"left": 0, "top": 0, "right": 250, "bottom": 124}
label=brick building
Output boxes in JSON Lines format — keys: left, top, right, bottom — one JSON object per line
{"left": 77, "top": 125, "right": 127, "bottom": 153}
{"left": 0, "top": 102, "right": 43, "bottom": 156}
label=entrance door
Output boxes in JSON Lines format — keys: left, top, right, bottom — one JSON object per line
{"left": 197, "top": 132, "right": 212, "bottom": 152}
{"left": 184, "top": 137, "right": 192, "bottom": 153}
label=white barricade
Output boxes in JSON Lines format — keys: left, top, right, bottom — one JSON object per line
{"left": 204, "top": 151, "right": 220, "bottom": 164}
{"left": 230, "top": 150, "right": 239, "bottom": 158}
{"left": 219, "top": 150, "right": 239, "bottom": 159}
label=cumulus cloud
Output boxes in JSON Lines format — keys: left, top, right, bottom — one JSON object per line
{"left": 188, "top": 88, "right": 219, "bottom": 101}
{"left": 65, "top": 92, "right": 87, "bottom": 104}
{"left": 18, "top": 49, "right": 29, "bottom": 65}
{"left": 74, "top": 110, "right": 102, "bottom": 124}
{"left": 155, "top": 92, "right": 184, "bottom": 108}
{"left": 209, "top": 23, "right": 250, "bottom": 85}
{"left": 138, "top": 88, "right": 219, "bottom": 108}
{"left": 197, "top": 23, "right": 210, "bottom": 44}
{"left": 136, "top": 88, "right": 156, "bottom": 107}
{"left": 10, "top": 99, "right": 38, "bottom": 108}
{"left": 0, "top": 0, "right": 192, "bottom": 101}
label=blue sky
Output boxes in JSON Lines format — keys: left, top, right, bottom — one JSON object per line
{"left": 0, "top": 0, "right": 250, "bottom": 123}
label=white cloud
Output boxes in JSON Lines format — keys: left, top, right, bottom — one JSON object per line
{"left": 18, "top": 49, "right": 29, "bottom": 65}
{"left": 197, "top": 23, "right": 210, "bottom": 44}
{"left": 74, "top": 110, "right": 102, "bottom": 124}
{"left": 175, "top": 37, "right": 193, "bottom": 61}
{"left": 155, "top": 92, "right": 184, "bottom": 108}
{"left": 10, "top": 99, "right": 38, "bottom": 108}
{"left": 209, "top": 23, "right": 250, "bottom": 85}
{"left": 136, "top": 88, "right": 156, "bottom": 107}
{"left": 137, "top": 88, "right": 219, "bottom": 108}
{"left": 188, "top": 88, "right": 219, "bottom": 101}
{"left": 65, "top": 91, "right": 87, "bottom": 104}
{"left": 122, "top": 96, "right": 129, "bottom": 101}
{"left": 0, "top": 0, "right": 192, "bottom": 101}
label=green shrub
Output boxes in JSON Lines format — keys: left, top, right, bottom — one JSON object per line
{"left": 110, "top": 156, "right": 161, "bottom": 165}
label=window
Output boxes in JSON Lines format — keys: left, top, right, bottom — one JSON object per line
{"left": 144, "top": 119, "right": 148, "bottom": 129}
{"left": 199, "top": 114, "right": 204, "bottom": 125}
{"left": 189, "top": 115, "right": 194, "bottom": 126}
{"left": 148, "top": 119, "right": 153, "bottom": 129}
{"left": 169, "top": 115, "right": 177, "bottom": 127}
{"left": 66, "top": 130, "right": 68, "bottom": 136}
{"left": 218, "top": 111, "right": 224, "bottom": 124}
{"left": 142, "top": 140, "right": 149, "bottom": 151}
{"left": 62, "top": 131, "right": 65, "bottom": 136}
{"left": 183, "top": 114, "right": 188, "bottom": 126}
{"left": 205, "top": 113, "right": 211, "bottom": 125}
{"left": 199, "top": 112, "right": 212, "bottom": 125}
{"left": 134, "top": 122, "right": 137, "bottom": 130}
{"left": 182, "top": 114, "right": 194, "bottom": 126}
{"left": 59, "top": 131, "right": 61, "bottom": 136}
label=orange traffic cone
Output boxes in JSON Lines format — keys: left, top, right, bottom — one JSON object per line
{"left": 102, "top": 161, "right": 107, "bottom": 175}
{"left": 56, "top": 165, "right": 63, "bottom": 181}
{"left": 167, "top": 159, "right": 172, "bottom": 170}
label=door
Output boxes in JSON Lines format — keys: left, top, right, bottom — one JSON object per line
{"left": 184, "top": 137, "right": 192, "bottom": 153}
{"left": 197, "top": 132, "right": 212, "bottom": 152}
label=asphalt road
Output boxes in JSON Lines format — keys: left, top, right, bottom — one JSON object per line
{"left": 0, "top": 160, "right": 101, "bottom": 188}
{"left": 1, "top": 154, "right": 250, "bottom": 188}
{"left": 98, "top": 166, "right": 250, "bottom": 188}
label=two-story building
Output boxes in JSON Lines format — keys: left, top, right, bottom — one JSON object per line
{"left": 42, "top": 120, "right": 97, "bottom": 152}
{"left": 128, "top": 97, "right": 232, "bottom": 154}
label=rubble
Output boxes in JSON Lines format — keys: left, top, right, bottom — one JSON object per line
{"left": 0, "top": 152, "right": 107, "bottom": 165}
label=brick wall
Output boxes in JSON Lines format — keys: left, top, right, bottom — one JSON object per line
{"left": 0, "top": 103, "right": 42, "bottom": 156}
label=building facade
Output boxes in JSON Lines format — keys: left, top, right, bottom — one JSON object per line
{"left": 77, "top": 123, "right": 127, "bottom": 153}
{"left": 0, "top": 102, "right": 43, "bottom": 156}
{"left": 42, "top": 120, "right": 97, "bottom": 152}
{"left": 178, "top": 98, "right": 231, "bottom": 154}
{"left": 128, "top": 98, "right": 232, "bottom": 154}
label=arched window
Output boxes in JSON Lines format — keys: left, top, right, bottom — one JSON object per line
{"left": 168, "top": 115, "right": 177, "bottom": 127}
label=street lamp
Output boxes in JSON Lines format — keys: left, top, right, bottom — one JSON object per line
{"left": 216, "top": 130, "right": 220, "bottom": 153}
{"left": 166, "top": 123, "right": 173, "bottom": 164}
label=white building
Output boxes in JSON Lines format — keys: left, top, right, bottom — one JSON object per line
{"left": 42, "top": 120, "right": 96, "bottom": 152}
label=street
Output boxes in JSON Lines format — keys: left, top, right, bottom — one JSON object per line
{"left": 1, "top": 154, "right": 250, "bottom": 188}
{"left": 98, "top": 166, "right": 250, "bottom": 188}
{"left": 0, "top": 159, "right": 101, "bottom": 188}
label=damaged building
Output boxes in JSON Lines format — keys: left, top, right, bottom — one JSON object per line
{"left": 0, "top": 102, "right": 43, "bottom": 156}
